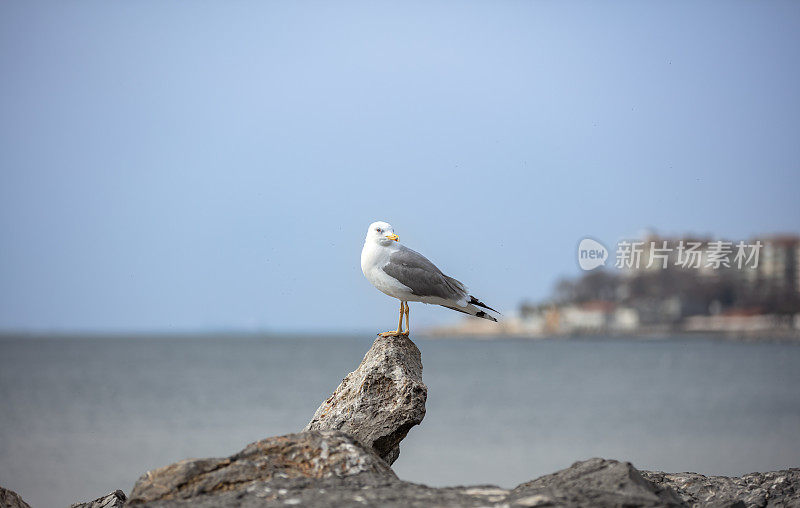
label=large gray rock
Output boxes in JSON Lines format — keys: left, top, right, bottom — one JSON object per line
{"left": 128, "top": 479, "right": 511, "bottom": 508}
{"left": 304, "top": 334, "right": 427, "bottom": 465}
{"left": 508, "top": 458, "right": 685, "bottom": 507}
{"left": 642, "top": 468, "right": 800, "bottom": 507}
{"left": 120, "top": 447, "right": 800, "bottom": 508}
{"left": 69, "top": 489, "right": 126, "bottom": 508}
{"left": 127, "top": 430, "right": 396, "bottom": 505}
{"left": 0, "top": 486, "right": 31, "bottom": 508}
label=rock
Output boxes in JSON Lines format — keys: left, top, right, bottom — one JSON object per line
{"left": 0, "top": 486, "right": 31, "bottom": 508}
{"left": 304, "top": 334, "right": 427, "bottom": 465}
{"left": 69, "top": 489, "right": 127, "bottom": 508}
{"left": 125, "top": 446, "right": 800, "bottom": 508}
{"left": 129, "top": 479, "right": 514, "bottom": 508}
{"left": 508, "top": 458, "right": 685, "bottom": 507}
{"left": 127, "top": 430, "right": 396, "bottom": 505}
{"left": 642, "top": 468, "right": 800, "bottom": 507}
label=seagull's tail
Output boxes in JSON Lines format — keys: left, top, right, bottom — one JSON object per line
{"left": 443, "top": 297, "right": 499, "bottom": 322}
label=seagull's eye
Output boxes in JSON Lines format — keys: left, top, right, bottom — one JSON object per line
{"left": 376, "top": 228, "right": 382, "bottom": 233}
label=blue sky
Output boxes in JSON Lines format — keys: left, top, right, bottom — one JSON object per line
{"left": 1, "top": 1, "right": 798, "bottom": 333}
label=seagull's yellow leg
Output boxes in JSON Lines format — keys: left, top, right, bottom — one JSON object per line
{"left": 401, "top": 302, "right": 410, "bottom": 336}
{"left": 379, "top": 301, "right": 405, "bottom": 337}
{"left": 397, "top": 301, "right": 404, "bottom": 334}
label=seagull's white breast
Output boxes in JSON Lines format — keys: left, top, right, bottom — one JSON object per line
{"left": 361, "top": 241, "right": 414, "bottom": 300}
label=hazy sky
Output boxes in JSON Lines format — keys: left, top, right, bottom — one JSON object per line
{"left": 1, "top": 1, "right": 798, "bottom": 333}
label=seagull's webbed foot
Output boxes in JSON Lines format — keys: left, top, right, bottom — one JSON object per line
{"left": 378, "top": 330, "right": 403, "bottom": 337}
{"left": 378, "top": 301, "right": 408, "bottom": 338}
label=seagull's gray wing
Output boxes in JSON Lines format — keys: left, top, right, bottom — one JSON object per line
{"left": 382, "top": 245, "right": 468, "bottom": 301}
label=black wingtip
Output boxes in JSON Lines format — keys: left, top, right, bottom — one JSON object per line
{"left": 469, "top": 295, "right": 500, "bottom": 314}
{"left": 475, "top": 311, "right": 498, "bottom": 322}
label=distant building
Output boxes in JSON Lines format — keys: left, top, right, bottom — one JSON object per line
{"left": 623, "top": 233, "right": 800, "bottom": 294}
{"left": 759, "top": 235, "right": 800, "bottom": 294}
{"left": 519, "top": 301, "right": 641, "bottom": 336}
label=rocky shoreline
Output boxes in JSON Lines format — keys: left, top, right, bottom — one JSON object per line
{"left": 2, "top": 335, "right": 798, "bottom": 507}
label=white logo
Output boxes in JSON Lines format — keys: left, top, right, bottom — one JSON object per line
{"left": 578, "top": 238, "right": 608, "bottom": 271}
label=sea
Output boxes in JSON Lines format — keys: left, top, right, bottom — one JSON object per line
{"left": 1, "top": 334, "right": 799, "bottom": 507}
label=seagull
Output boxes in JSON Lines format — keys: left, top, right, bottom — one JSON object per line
{"left": 361, "top": 221, "right": 498, "bottom": 337}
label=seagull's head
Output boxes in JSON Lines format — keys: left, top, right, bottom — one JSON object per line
{"left": 366, "top": 221, "right": 399, "bottom": 246}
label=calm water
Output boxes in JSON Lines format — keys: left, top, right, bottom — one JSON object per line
{"left": 1, "top": 335, "right": 799, "bottom": 507}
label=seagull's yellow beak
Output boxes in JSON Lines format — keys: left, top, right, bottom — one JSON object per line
{"left": 385, "top": 233, "right": 399, "bottom": 242}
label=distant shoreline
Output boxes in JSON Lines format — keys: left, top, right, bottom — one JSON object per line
{"left": 419, "top": 329, "right": 800, "bottom": 343}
